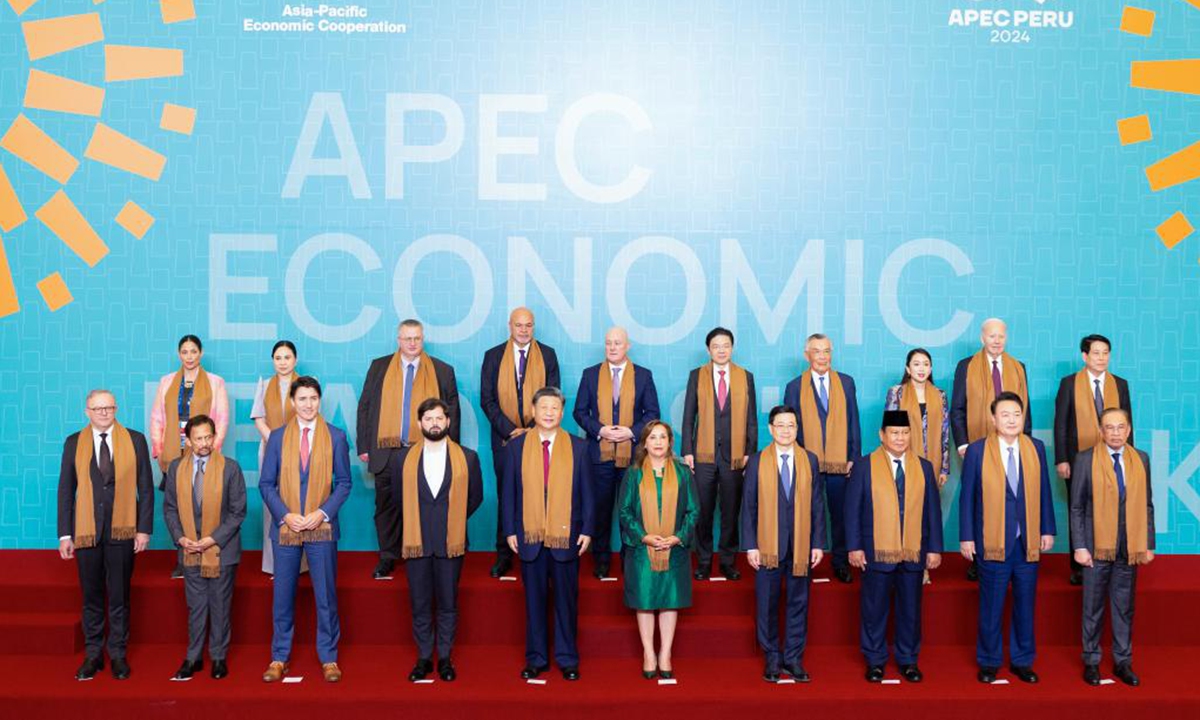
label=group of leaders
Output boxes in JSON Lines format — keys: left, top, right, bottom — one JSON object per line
{"left": 56, "top": 311, "right": 1153, "bottom": 690}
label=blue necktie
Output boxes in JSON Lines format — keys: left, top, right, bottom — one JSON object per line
{"left": 401, "top": 362, "right": 415, "bottom": 443}
{"left": 1112, "top": 451, "right": 1125, "bottom": 500}
{"left": 781, "top": 453, "right": 793, "bottom": 501}
{"left": 1006, "top": 446, "right": 1019, "bottom": 538}
{"left": 817, "top": 375, "right": 828, "bottom": 412}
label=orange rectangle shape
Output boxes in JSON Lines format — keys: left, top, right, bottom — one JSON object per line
{"left": 0, "top": 164, "right": 26, "bottom": 232}
{"left": 1119, "top": 7, "right": 1155, "bottom": 36}
{"left": 24, "top": 69, "right": 105, "bottom": 117}
{"left": 1117, "top": 115, "right": 1152, "bottom": 146}
{"left": 37, "top": 272, "right": 73, "bottom": 311}
{"left": 36, "top": 190, "right": 109, "bottom": 267}
{"left": 0, "top": 235, "right": 18, "bottom": 318}
{"left": 160, "top": 103, "right": 196, "bottom": 135}
{"left": 1145, "top": 140, "right": 1200, "bottom": 192}
{"left": 0, "top": 114, "right": 79, "bottom": 184}
{"left": 115, "top": 200, "right": 154, "bottom": 239}
{"left": 1131, "top": 59, "right": 1200, "bottom": 95}
{"left": 105, "top": 45, "right": 184, "bottom": 82}
{"left": 22, "top": 13, "right": 103, "bottom": 61}
{"left": 84, "top": 123, "right": 166, "bottom": 181}
{"left": 160, "top": 0, "right": 196, "bottom": 24}
{"left": 1157, "top": 212, "right": 1195, "bottom": 250}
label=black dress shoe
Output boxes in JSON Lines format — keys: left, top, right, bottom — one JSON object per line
{"left": 833, "top": 565, "right": 853, "bottom": 583}
{"left": 865, "top": 665, "right": 885, "bottom": 683}
{"left": 966, "top": 563, "right": 979, "bottom": 582}
{"left": 520, "top": 664, "right": 548, "bottom": 679}
{"left": 174, "top": 658, "right": 202, "bottom": 680}
{"left": 977, "top": 666, "right": 998, "bottom": 684}
{"left": 763, "top": 665, "right": 780, "bottom": 683}
{"left": 593, "top": 561, "right": 609, "bottom": 580}
{"left": 783, "top": 663, "right": 810, "bottom": 682}
{"left": 211, "top": 660, "right": 228, "bottom": 679}
{"left": 171, "top": 563, "right": 184, "bottom": 579}
{"left": 693, "top": 567, "right": 710, "bottom": 581}
{"left": 437, "top": 658, "right": 456, "bottom": 682}
{"left": 1114, "top": 663, "right": 1140, "bottom": 687}
{"left": 900, "top": 664, "right": 923, "bottom": 683}
{"left": 111, "top": 657, "right": 131, "bottom": 680}
{"left": 719, "top": 563, "right": 741, "bottom": 581}
{"left": 373, "top": 558, "right": 395, "bottom": 580}
{"left": 561, "top": 666, "right": 580, "bottom": 681}
{"left": 1083, "top": 665, "right": 1101, "bottom": 686}
{"left": 490, "top": 556, "right": 512, "bottom": 578}
{"left": 1010, "top": 665, "right": 1039, "bottom": 684}
{"left": 1069, "top": 569, "right": 1083, "bottom": 586}
{"left": 75, "top": 656, "right": 103, "bottom": 680}
{"left": 408, "top": 658, "right": 434, "bottom": 682}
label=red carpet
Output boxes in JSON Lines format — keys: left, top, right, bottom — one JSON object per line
{"left": 2, "top": 550, "right": 1198, "bottom": 719}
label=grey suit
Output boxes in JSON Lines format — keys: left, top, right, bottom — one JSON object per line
{"left": 163, "top": 455, "right": 247, "bottom": 662}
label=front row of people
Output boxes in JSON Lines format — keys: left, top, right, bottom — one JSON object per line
{"left": 57, "top": 385, "right": 1152, "bottom": 687}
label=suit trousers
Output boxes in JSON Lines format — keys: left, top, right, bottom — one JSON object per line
{"left": 693, "top": 461, "right": 744, "bottom": 568}
{"left": 373, "top": 449, "right": 404, "bottom": 561}
{"left": 182, "top": 563, "right": 238, "bottom": 661}
{"left": 271, "top": 539, "right": 341, "bottom": 664}
{"left": 977, "top": 542, "right": 1039, "bottom": 668}
{"left": 590, "top": 460, "right": 621, "bottom": 561}
{"left": 860, "top": 566, "right": 924, "bottom": 666}
{"left": 824, "top": 472, "right": 850, "bottom": 569}
{"left": 754, "top": 553, "right": 811, "bottom": 669}
{"left": 76, "top": 540, "right": 136, "bottom": 660}
{"left": 520, "top": 549, "right": 580, "bottom": 668}
{"left": 405, "top": 555, "right": 464, "bottom": 659}
{"left": 491, "top": 443, "right": 513, "bottom": 558}
{"left": 1081, "top": 560, "right": 1138, "bottom": 666}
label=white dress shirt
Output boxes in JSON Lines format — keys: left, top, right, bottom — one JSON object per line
{"left": 423, "top": 441, "right": 448, "bottom": 497}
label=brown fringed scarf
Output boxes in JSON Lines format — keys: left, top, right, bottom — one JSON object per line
{"left": 695, "top": 363, "right": 749, "bottom": 470}
{"left": 868, "top": 449, "right": 925, "bottom": 564}
{"left": 520, "top": 429, "right": 575, "bottom": 548}
{"left": 263, "top": 372, "right": 297, "bottom": 430}
{"left": 160, "top": 367, "right": 213, "bottom": 471}
{"left": 639, "top": 458, "right": 679, "bottom": 572}
{"left": 279, "top": 418, "right": 333, "bottom": 546}
{"left": 899, "top": 382, "right": 944, "bottom": 480}
{"left": 401, "top": 440, "right": 470, "bottom": 558}
{"left": 798, "top": 370, "right": 850, "bottom": 474}
{"left": 965, "top": 351, "right": 1028, "bottom": 443}
{"left": 73, "top": 423, "right": 138, "bottom": 548}
{"left": 1073, "top": 371, "right": 1120, "bottom": 453}
{"left": 498, "top": 342, "right": 546, "bottom": 429}
{"left": 982, "top": 435, "right": 1041, "bottom": 562}
{"left": 756, "top": 444, "right": 812, "bottom": 577}
{"left": 597, "top": 361, "right": 636, "bottom": 468}
{"left": 1091, "top": 447, "right": 1149, "bottom": 565}
{"left": 377, "top": 352, "right": 440, "bottom": 448}
{"left": 176, "top": 451, "right": 226, "bottom": 577}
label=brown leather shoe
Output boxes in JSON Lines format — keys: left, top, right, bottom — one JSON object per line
{"left": 322, "top": 662, "right": 342, "bottom": 682}
{"left": 262, "top": 661, "right": 289, "bottom": 683}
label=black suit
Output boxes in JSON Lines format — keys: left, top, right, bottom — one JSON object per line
{"left": 358, "top": 352, "right": 460, "bottom": 561}
{"left": 950, "top": 356, "right": 1033, "bottom": 448}
{"left": 391, "top": 444, "right": 483, "bottom": 660}
{"left": 57, "top": 428, "right": 154, "bottom": 661}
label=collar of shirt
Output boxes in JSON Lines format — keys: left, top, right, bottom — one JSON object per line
{"left": 537, "top": 431, "right": 557, "bottom": 454}
{"left": 297, "top": 418, "right": 317, "bottom": 434}
{"left": 1087, "top": 370, "right": 1107, "bottom": 385}
{"left": 193, "top": 453, "right": 209, "bottom": 474}
{"left": 774, "top": 445, "right": 795, "bottom": 471}
{"left": 608, "top": 361, "right": 628, "bottom": 374}
{"left": 1106, "top": 444, "right": 1127, "bottom": 471}
{"left": 513, "top": 341, "right": 531, "bottom": 354}
{"left": 91, "top": 426, "right": 111, "bottom": 459}
{"left": 987, "top": 353, "right": 1003, "bottom": 369}
{"left": 811, "top": 370, "right": 830, "bottom": 386}
{"left": 712, "top": 363, "right": 730, "bottom": 382}
{"left": 423, "top": 440, "right": 448, "bottom": 460}
{"left": 886, "top": 451, "right": 905, "bottom": 475}
{"left": 403, "top": 355, "right": 421, "bottom": 373}
{"left": 998, "top": 436, "right": 1020, "bottom": 459}
{"left": 422, "top": 441, "right": 448, "bottom": 489}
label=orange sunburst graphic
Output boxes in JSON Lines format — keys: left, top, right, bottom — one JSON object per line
{"left": 1118, "top": 4, "right": 1200, "bottom": 260}
{"left": 0, "top": 0, "right": 196, "bottom": 317}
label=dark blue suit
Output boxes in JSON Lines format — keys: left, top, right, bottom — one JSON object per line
{"left": 501, "top": 433, "right": 594, "bottom": 668}
{"left": 959, "top": 436, "right": 1056, "bottom": 669}
{"left": 572, "top": 362, "right": 659, "bottom": 563}
{"left": 783, "top": 371, "right": 861, "bottom": 571}
{"left": 845, "top": 453, "right": 944, "bottom": 667}
{"left": 259, "top": 421, "right": 352, "bottom": 664}
{"left": 740, "top": 449, "right": 826, "bottom": 670}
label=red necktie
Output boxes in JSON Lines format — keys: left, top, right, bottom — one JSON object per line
{"left": 991, "top": 360, "right": 1003, "bottom": 397}
{"left": 300, "top": 427, "right": 311, "bottom": 472}
{"left": 717, "top": 370, "right": 728, "bottom": 410}
{"left": 542, "top": 439, "right": 551, "bottom": 488}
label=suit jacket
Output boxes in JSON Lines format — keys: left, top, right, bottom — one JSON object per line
{"left": 572, "top": 363, "right": 660, "bottom": 465}
{"left": 357, "top": 352, "right": 460, "bottom": 473}
{"left": 959, "top": 436, "right": 1056, "bottom": 556}
{"left": 1069, "top": 446, "right": 1155, "bottom": 554}
{"left": 479, "top": 341, "right": 561, "bottom": 451}
{"left": 1053, "top": 373, "right": 1132, "bottom": 465}
{"left": 162, "top": 455, "right": 248, "bottom": 566}
{"left": 680, "top": 365, "right": 759, "bottom": 464}
{"left": 951, "top": 356, "right": 1033, "bottom": 447}
{"left": 740, "top": 449, "right": 827, "bottom": 556}
{"left": 844, "top": 453, "right": 944, "bottom": 572}
{"left": 781, "top": 371, "right": 862, "bottom": 469}
{"left": 390, "top": 444, "right": 485, "bottom": 557}
{"left": 57, "top": 429, "right": 155, "bottom": 541}
{"left": 500, "top": 433, "right": 595, "bottom": 562}
{"left": 259, "top": 422, "right": 353, "bottom": 543}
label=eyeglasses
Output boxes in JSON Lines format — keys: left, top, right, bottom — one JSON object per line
{"left": 771, "top": 423, "right": 797, "bottom": 430}
{"left": 87, "top": 406, "right": 116, "bottom": 414}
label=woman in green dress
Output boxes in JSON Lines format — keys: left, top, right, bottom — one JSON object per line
{"left": 618, "top": 420, "right": 699, "bottom": 680}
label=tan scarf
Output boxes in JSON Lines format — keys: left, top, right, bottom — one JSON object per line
{"left": 695, "top": 363, "right": 749, "bottom": 470}
{"left": 899, "top": 381, "right": 944, "bottom": 480}
{"left": 279, "top": 417, "right": 334, "bottom": 546}
{"left": 597, "top": 361, "right": 636, "bottom": 468}
{"left": 981, "top": 435, "right": 1042, "bottom": 562}
{"left": 176, "top": 451, "right": 226, "bottom": 577}
{"left": 72, "top": 423, "right": 138, "bottom": 548}
{"left": 756, "top": 444, "right": 812, "bottom": 577}
{"left": 965, "top": 351, "right": 1028, "bottom": 443}
{"left": 401, "top": 440, "right": 470, "bottom": 558}
{"left": 520, "top": 429, "right": 575, "bottom": 549}
{"left": 868, "top": 449, "right": 925, "bottom": 564}
{"left": 263, "top": 372, "right": 297, "bottom": 430}
{"left": 1073, "top": 371, "right": 1120, "bottom": 453}
{"left": 497, "top": 341, "right": 547, "bottom": 428}
{"left": 639, "top": 458, "right": 679, "bottom": 572}
{"left": 1091, "top": 447, "right": 1150, "bottom": 564}
{"left": 377, "top": 352, "right": 440, "bottom": 448}
{"left": 160, "top": 367, "right": 213, "bottom": 471}
{"left": 798, "top": 369, "right": 850, "bottom": 474}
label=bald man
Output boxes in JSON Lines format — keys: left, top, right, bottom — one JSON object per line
{"left": 480, "top": 308, "right": 561, "bottom": 578}
{"left": 573, "top": 327, "right": 660, "bottom": 579}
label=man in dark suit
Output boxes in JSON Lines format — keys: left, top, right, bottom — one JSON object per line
{"left": 1070, "top": 408, "right": 1154, "bottom": 687}
{"left": 162, "top": 414, "right": 247, "bottom": 680}
{"left": 392, "top": 398, "right": 484, "bottom": 682}
{"left": 572, "top": 326, "right": 659, "bottom": 579}
{"left": 959, "top": 391, "right": 1056, "bottom": 685}
{"left": 57, "top": 389, "right": 154, "bottom": 680}
{"left": 741, "top": 405, "right": 826, "bottom": 683}
{"left": 260, "top": 376, "right": 353, "bottom": 683}
{"left": 358, "top": 319, "right": 461, "bottom": 579}
{"left": 503, "top": 386, "right": 594, "bottom": 681}
{"left": 1054, "top": 334, "right": 1133, "bottom": 585}
{"left": 479, "top": 307, "right": 560, "bottom": 578}
{"left": 846, "top": 410, "right": 944, "bottom": 683}
{"left": 682, "top": 326, "right": 758, "bottom": 581}
{"left": 783, "top": 333, "right": 861, "bottom": 583}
